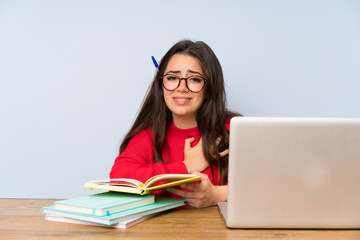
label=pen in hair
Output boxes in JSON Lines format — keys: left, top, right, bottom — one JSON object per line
{"left": 151, "top": 56, "right": 159, "bottom": 71}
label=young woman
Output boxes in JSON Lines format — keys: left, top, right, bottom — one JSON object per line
{"left": 110, "top": 40, "right": 241, "bottom": 208}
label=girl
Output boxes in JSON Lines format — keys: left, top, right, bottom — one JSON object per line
{"left": 110, "top": 40, "right": 241, "bottom": 208}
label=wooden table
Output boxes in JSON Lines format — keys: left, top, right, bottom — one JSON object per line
{"left": 0, "top": 198, "right": 359, "bottom": 240}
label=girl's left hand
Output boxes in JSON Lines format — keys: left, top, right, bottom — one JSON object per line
{"left": 167, "top": 172, "right": 228, "bottom": 208}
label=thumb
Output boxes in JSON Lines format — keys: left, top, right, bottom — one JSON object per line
{"left": 184, "top": 137, "right": 196, "bottom": 150}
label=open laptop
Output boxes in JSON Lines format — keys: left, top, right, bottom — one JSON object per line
{"left": 218, "top": 117, "right": 360, "bottom": 229}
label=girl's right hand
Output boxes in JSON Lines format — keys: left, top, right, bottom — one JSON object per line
{"left": 183, "top": 137, "right": 209, "bottom": 173}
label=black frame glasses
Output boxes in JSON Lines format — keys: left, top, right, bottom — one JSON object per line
{"left": 161, "top": 74, "right": 207, "bottom": 93}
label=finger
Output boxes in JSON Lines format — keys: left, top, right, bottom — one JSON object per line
{"left": 185, "top": 197, "right": 208, "bottom": 208}
{"left": 219, "top": 149, "right": 229, "bottom": 157}
{"left": 180, "top": 182, "right": 200, "bottom": 191}
{"left": 216, "top": 137, "right": 222, "bottom": 146}
{"left": 191, "top": 171, "right": 207, "bottom": 179}
{"left": 167, "top": 187, "right": 197, "bottom": 199}
{"left": 184, "top": 137, "right": 195, "bottom": 150}
{"left": 183, "top": 198, "right": 200, "bottom": 208}
{"left": 181, "top": 173, "right": 208, "bottom": 191}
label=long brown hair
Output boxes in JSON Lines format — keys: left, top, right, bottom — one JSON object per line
{"left": 119, "top": 40, "right": 241, "bottom": 184}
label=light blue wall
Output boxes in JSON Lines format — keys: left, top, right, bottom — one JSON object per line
{"left": 1, "top": 0, "right": 359, "bottom": 198}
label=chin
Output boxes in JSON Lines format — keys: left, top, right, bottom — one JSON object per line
{"left": 173, "top": 112, "right": 191, "bottom": 117}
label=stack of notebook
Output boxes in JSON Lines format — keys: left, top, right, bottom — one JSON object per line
{"left": 42, "top": 192, "right": 185, "bottom": 229}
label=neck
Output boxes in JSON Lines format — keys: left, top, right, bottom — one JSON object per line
{"left": 172, "top": 115, "right": 197, "bottom": 129}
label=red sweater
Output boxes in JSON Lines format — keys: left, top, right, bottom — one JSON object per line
{"left": 110, "top": 121, "right": 230, "bottom": 195}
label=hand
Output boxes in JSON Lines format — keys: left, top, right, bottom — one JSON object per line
{"left": 216, "top": 137, "right": 229, "bottom": 157}
{"left": 167, "top": 172, "right": 228, "bottom": 208}
{"left": 183, "top": 137, "right": 209, "bottom": 173}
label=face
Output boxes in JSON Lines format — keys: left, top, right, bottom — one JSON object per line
{"left": 163, "top": 54, "right": 205, "bottom": 128}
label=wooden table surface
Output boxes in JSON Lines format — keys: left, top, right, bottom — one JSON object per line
{"left": 0, "top": 198, "right": 359, "bottom": 240}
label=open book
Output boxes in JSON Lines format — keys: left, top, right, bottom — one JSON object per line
{"left": 84, "top": 174, "right": 201, "bottom": 195}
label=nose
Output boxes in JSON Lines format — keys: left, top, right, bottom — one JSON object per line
{"left": 177, "top": 78, "right": 189, "bottom": 92}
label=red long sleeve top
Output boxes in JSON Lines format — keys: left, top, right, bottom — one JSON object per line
{"left": 110, "top": 121, "right": 230, "bottom": 196}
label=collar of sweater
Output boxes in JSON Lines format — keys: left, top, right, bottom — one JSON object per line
{"left": 167, "top": 122, "right": 200, "bottom": 139}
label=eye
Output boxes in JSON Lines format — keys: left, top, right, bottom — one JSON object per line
{"left": 165, "top": 75, "right": 178, "bottom": 81}
{"left": 189, "top": 76, "right": 203, "bottom": 83}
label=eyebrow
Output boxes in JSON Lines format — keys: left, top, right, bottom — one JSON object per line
{"left": 164, "top": 70, "right": 203, "bottom": 76}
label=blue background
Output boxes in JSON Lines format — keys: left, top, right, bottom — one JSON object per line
{"left": 0, "top": 0, "right": 359, "bottom": 198}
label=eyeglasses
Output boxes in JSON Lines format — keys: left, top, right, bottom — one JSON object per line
{"left": 161, "top": 74, "right": 206, "bottom": 93}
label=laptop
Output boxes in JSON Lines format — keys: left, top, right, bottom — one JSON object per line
{"left": 218, "top": 117, "right": 360, "bottom": 229}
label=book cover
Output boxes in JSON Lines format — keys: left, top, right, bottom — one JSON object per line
{"left": 53, "top": 192, "right": 154, "bottom": 216}
{"left": 84, "top": 173, "right": 201, "bottom": 195}
{"left": 45, "top": 213, "right": 158, "bottom": 229}
{"left": 42, "top": 197, "right": 184, "bottom": 225}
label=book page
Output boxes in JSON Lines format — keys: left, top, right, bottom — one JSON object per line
{"left": 84, "top": 178, "right": 144, "bottom": 194}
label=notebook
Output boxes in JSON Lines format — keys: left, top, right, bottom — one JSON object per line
{"left": 218, "top": 117, "right": 360, "bottom": 229}
{"left": 43, "top": 197, "right": 184, "bottom": 225}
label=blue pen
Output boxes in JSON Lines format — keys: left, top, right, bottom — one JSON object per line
{"left": 151, "top": 56, "right": 159, "bottom": 71}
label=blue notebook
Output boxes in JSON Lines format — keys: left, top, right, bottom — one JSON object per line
{"left": 43, "top": 197, "right": 185, "bottom": 225}
{"left": 53, "top": 192, "right": 154, "bottom": 216}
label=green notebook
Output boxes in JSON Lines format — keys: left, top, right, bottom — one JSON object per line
{"left": 43, "top": 197, "right": 185, "bottom": 225}
{"left": 53, "top": 192, "right": 155, "bottom": 216}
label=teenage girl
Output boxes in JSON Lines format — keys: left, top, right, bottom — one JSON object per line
{"left": 110, "top": 40, "right": 241, "bottom": 208}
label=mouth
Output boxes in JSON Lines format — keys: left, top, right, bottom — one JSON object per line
{"left": 173, "top": 97, "right": 191, "bottom": 105}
